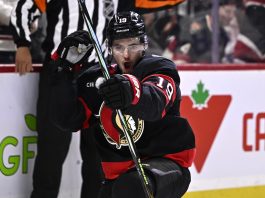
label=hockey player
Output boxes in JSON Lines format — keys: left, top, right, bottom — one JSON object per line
{"left": 49, "top": 11, "right": 196, "bottom": 198}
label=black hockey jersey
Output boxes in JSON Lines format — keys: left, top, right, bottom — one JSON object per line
{"left": 50, "top": 54, "right": 196, "bottom": 180}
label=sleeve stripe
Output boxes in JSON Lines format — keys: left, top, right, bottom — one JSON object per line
{"left": 123, "top": 74, "right": 141, "bottom": 105}
{"left": 142, "top": 73, "right": 177, "bottom": 104}
{"left": 143, "top": 81, "right": 170, "bottom": 105}
{"left": 11, "top": 0, "right": 36, "bottom": 43}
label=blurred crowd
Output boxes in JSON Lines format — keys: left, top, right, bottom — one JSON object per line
{"left": 144, "top": 0, "right": 265, "bottom": 63}
{"left": 1, "top": 0, "right": 265, "bottom": 64}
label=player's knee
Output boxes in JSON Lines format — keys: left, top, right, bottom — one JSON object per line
{"left": 112, "top": 171, "right": 154, "bottom": 198}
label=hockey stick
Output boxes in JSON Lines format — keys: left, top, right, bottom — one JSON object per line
{"left": 76, "top": 0, "right": 154, "bottom": 198}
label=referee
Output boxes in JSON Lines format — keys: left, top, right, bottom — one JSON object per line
{"left": 10, "top": 0, "right": 118, "bottom": 197}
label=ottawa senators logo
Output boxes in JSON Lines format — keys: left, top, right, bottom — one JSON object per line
{"left": 99, "top": 103, "right": 144, "bottom": 149}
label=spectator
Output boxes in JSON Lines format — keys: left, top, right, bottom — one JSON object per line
{"left": 152, "top": 8, "right": 190, "bottom": 52}
{"left": 142, "top": 12, "right": 164, "bottom": 55}
{"left": 219, "top": 0, "right": 240, "bottom": 62}
{"left": 233, "top": 0, "right": 265, "bottom": 62}
{"left": 166, "top": 0, "right": 240, "bottom": 64}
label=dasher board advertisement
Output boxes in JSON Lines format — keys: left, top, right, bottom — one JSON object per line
{"left": 0, "top": 72, "right": 82, "bottom": 198}
{"left": 0, "top": 66, "right": 265, "bottom": 197}
{"left": 180, "top": 69, "right": 265, "bottom": 192}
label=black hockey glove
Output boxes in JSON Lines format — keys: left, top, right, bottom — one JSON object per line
{"left": 48, "top": 58, "right": 75, "bottom": 86}
{"left": 55, "top": 30, "right": 93, "bottom": 67}
{"left": 98, "top": 74, "right": 141, "bottom": 109}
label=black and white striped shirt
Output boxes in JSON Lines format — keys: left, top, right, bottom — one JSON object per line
{"left": 10, "top": 0, "right": 119, "bottom": 62}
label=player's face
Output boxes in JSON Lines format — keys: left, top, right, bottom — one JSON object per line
{"left": 112, "top": 37, "right": 144, "bottom": 74}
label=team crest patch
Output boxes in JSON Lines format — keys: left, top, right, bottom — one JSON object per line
{"left": 99, "top": 103, "right": 144, "bottom": 149}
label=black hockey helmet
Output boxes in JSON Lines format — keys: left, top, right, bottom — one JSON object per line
{"left": 106, "top": 11, "right": 148, "bottom": 46}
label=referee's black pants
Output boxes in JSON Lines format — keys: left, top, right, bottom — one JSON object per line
{"left": 30, "top": 58, "right": 102, "bottom": 198}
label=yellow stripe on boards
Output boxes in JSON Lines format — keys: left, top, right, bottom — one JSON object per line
{"left": 183, "top": 186, "right": 265, "bottom": 198}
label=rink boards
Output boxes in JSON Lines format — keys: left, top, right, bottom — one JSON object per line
{"left": 0, "top": 64, "right": 265, "bottom": 197}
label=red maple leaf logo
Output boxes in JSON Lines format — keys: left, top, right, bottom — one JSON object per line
{"left": 181, "top": 81, "right": 231, "bottom": 173}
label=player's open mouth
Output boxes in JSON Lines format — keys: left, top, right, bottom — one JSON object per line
{"left": 124, "top": 62, "right": 131, "bottom": 69}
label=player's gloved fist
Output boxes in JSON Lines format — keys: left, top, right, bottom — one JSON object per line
{"left": 98, "top": 74, "right": 134, "bottom": 109}
{"left": 56, "top": 30, "right": 92, "bottom": 66}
